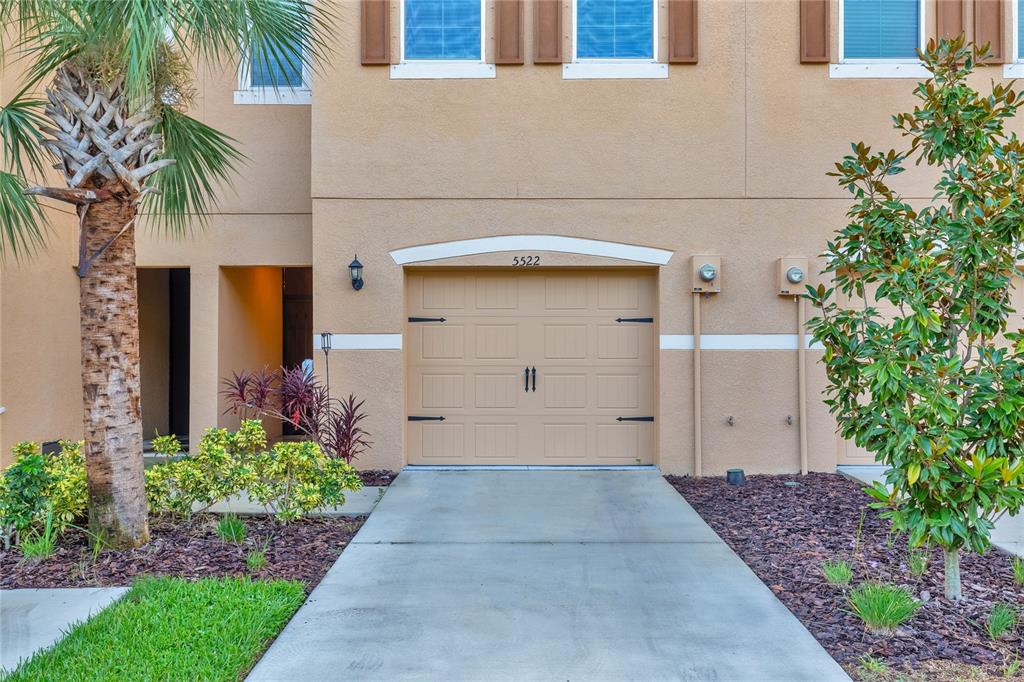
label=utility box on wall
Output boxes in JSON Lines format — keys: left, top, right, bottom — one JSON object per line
{"left": 690, "top": 255, "right": 722, "bottom": 293}
{"left": 777, "top": 257, "right": 809, "bottom": 296}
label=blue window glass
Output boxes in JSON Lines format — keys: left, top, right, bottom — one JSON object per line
{"left": 251, "top": 39, "right": 303, "bottom": 88}
{"left": 577, "top": 0, "right": 654, "bottom": 59}
{"left": 843, "top": 0, "right": 920, "bottom": 59}
{"left": 1019, "top": 0, "right": 1024, "bottom": 60}
{"left": 405, "top": 0, "right": 481, "bottom": 60}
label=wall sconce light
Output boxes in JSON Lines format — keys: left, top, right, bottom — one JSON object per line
{"left": 349, "top": 256, "right": 364, "bottom": 291}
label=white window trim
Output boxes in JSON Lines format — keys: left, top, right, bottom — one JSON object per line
{"left": 563, "top": 0, "right": 666, "bottom": 80}
{"left": 1004, "top": 0, "right": 1023, "bottom": 77}
{"left": 390, "top": 0, "right": 494, "bottom": 79}
{"left": 234, "top": 53, "right": 311, "bottom": 105}
{"left": 830, "top": 0, "right": 929, "bottom": 79}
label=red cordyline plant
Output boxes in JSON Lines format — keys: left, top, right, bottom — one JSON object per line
{"left": 221, "top": 367, "right": 371, "bottom": 464}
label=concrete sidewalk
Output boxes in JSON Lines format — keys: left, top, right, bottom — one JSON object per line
{"left": 0, "top": 587, "right": 128, "bottom": 671}
{"left": 248, "top": 470, "right": 848, "bottom": 681}
{"left": 840, "top": 465, "right": 1023, "bottom": 557}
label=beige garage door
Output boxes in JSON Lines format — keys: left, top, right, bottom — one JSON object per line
{"left": 406, "top": 269, "right": 656, "bottom": 465}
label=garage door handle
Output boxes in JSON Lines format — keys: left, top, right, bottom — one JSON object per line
{"left": 524, "top": 367, "right": 530, "bottom": 392}
{"left": 617, "top": 416, "right": 654, "bottom": 422}
{"left": 615, "top": 317, "right": 653, "bottom": 323}
{"left": 409, "top": 316, "right": 446, "bottom": 323}
{"left": 408, "top": 415, "right": 445, "bottom": 421}
{"left": 531, "top": 367, "right": 536, "bottom": 392}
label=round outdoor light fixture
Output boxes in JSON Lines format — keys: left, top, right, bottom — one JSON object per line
{"left": 698, "top": 263, "right": 718, "bottom": 282}
{"left": 786, "top": 266, "right": 805, "bottom": 285}
{"left": 349, "top": 256, "right": 364, "bottom": 291}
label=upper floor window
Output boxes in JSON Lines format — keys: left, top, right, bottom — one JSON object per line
{"left": 235, "top": 38, "right": 310, "bottom": 104}
{"left": 564, "top": 0, "right": 667, "bottom": 79}
{"left": 831, "top": 0, "right": 928, "bottom": 78}
{"left": 391, "top": 0, "right": 495, "bottom": 78}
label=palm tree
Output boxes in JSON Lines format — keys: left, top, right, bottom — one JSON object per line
{"left": 0, "top": 0, "right": 332, "bottom": 548}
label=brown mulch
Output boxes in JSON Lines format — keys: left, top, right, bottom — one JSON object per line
{"left": 0, "top": 515, "right": 364, "bottom": 591}
{"left": 358, "top": 469, "right": 399, "bottom": 487}
{"left": 665, "top": 473, "right": 1023, "bottom": 672}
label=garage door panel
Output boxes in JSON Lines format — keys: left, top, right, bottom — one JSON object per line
{"left": 407, "top": 269, "right": 656, "bottom": 465}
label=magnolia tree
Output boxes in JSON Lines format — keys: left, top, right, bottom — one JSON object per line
{"left": 808, "top": 38, "right": 1024, "bottom": 601}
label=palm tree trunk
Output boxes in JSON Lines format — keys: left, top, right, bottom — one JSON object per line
{"left": 78, "top": 182, "right": 149, "bottom": 548}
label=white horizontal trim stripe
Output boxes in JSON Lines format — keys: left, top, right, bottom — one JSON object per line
{"left": 660, "top": 334, "right": 824, "bottom": 351}
{"left": 562, "top": 62, "right": 668, "bottom": 80}
{"left": 314, "top": 333, "right": 402, "bottom": 350}
{"left": 390, "top": 235, "right": 674, "bottom": 265}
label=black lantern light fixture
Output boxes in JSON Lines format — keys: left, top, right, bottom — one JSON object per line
{"left": 349, "top": 255, "right": 364, "bottom": 291}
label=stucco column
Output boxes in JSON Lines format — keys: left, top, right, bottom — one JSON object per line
{"left": 188, "top": 264, "right": 219, "bottom": 451}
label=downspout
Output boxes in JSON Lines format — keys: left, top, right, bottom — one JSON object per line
{"left": 693, "top": 293, "right": 702, "bottom": 478}
{"left": 797, "top": 295, "right": 808, "bottom": 475}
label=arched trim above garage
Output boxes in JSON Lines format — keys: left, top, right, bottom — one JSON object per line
{"left": 389, "top": 235, "right": 674, "bottom": 266}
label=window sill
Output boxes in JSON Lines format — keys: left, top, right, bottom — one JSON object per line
{"left": 389, "top": 62, "right": 495, "bottom": 79}
{"left": 233, "top": 88, "right": 311, "bottom": 105}
{"left": 1003, "top": 63, "right": 1024, "bottom": 78}
{"left": 562, "top": 62, "right": 668, "bottom": 80}
{"left": 829, "top": 62, "right": 930, "bottom": 79}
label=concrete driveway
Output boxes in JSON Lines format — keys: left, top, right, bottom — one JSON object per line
{"left": 248, "top": 470, "right": 848, "bottom": 681}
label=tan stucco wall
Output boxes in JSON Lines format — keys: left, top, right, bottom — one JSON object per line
{"left": 138, "top": 268, "right": 171, "bottom": 439}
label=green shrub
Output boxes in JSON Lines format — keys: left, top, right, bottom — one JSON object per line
{"left": 821, "top": 559, "right": 853, "bottom": 585}
{"left": 847, "top": 582, "right": 921, "bottom": 634}
{"left": 907, "top": 549, "right": 929, "bottom": 577}
{"left": 986, "top": 603, "right": 1018, "bottom": 641}
{"left": 1013, "top": 557, "right": 1024, "bottom": 586}
{"left": 246, "top": 440, "right": 362, "bottom": 524}
{"left": 215, "top": 515, "right": 246, "bottom": 544}
{"left": 151, "top": 432, "right": 182, "bottom": 461}
{"left": 0, "top": 440, "right": 86, "bottom": 549}
{"left": 145, "top": 421, "right": 264, "bottom": 517}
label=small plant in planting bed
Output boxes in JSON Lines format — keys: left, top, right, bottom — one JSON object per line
{"left": 985, "top": 603, "right": 1018, "bottom": 642}
{"left": 246, "top": 541, "right": 268, "bottom": 573}
{"left": 19, "top": 507, "right": 58, "bottom": 559}
{"left": 1013, "top": 556, "right": 1024, "bottom": 586}
{"left": 856, "top": 655, "right": 890, "bottom": 681}
{"left": 906, "top": 548, "right": 928, "bottom": 577}
{"left": 216, "top": 515, "right": 246, "bottom": 544}
{"left": 846, "top": 582, "right": 921, "bottom": 634}
{"left": 821, "top": 558, "right": 853, "bottom": 586}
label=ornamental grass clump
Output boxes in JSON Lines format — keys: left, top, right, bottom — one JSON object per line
{"left": 847, "top": 582, "right": 921, "bottom": 634}
{"left": 821, "top": 558, "right": 854, "bottom": 586}
{"left": 808, "top": 36, "right": 1024, "bottom": 601}
{"left": 215, "top": 515, "right": 246, "bottom": 544}
{"left": 986, "top": 603, "right": 1018, "bottom": 641}
{"left": 1013, "top": 557, "right": 1024, "bottom": 586}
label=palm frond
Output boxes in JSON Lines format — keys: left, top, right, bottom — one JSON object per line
{"left": 0, "top": 171, "right": 47, "bottom": 261}
{"left": 146, "top": 108, "right": 245, "bottom": 236}
{"left": 0, "top": 94, "right": 49, "bottom": 178}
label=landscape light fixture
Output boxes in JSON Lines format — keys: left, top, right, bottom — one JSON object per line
{"left": 349, "top": 256, "right": 364, "bottom": 291}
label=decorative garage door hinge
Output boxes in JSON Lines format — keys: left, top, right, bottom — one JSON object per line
{"left": 616, "top": 416, "right": 654, "bottom": 422}
{"left": 408, "top": 415, "right": 446, "bottom": 421}
{"left": 408, "top": 316, "right": 447, "bottom": 323}
{"left": 615, "top": 317, "right": 654, "bottom": 323}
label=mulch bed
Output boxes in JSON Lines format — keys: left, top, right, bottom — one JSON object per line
{"left": 0, "top": 515, "right": 364, "bottom": 591}
{"left": 666, "top": 473, "right": 1023, "bottom": 676}
{"left": 358, "top": 469, "right": 399, "bottom": 487}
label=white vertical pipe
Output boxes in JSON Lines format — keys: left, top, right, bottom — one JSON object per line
{"left": 797, "top": 295, "right": 809, "bottom": 475}
{"left": 693, "top": 293, "right": 702, "bottom": 478}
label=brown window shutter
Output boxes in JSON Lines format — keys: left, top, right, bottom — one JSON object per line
{"left": 799, "top": 0, "right": 829, "bottom": 63}
{"left": 668, "top": 0, "right": 698, "bottom": 64}
{"left": 935, "top": 0, "right": 966, "bottom": 41}
{"left": 361, "top": 0, "right": 390, "bottom": 65}
{"left": 496, "top": 0, "right": 525, "bottom": 64}
{"left": 533, "top": 0, "right": 563, "bottom": 63}
{"left": 974, "top": 0, "right": 1006, "bottom": 63}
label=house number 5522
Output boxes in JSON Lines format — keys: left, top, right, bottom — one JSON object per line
{"left": 513, "top": 255, "right": 540, "bottom": 266}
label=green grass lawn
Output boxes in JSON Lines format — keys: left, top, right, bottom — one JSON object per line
{"left": 3, "top": 576, "right": 306, "bottom": 682}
